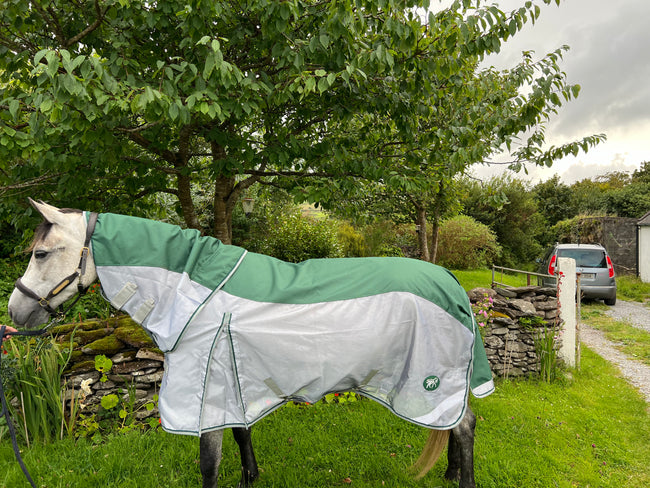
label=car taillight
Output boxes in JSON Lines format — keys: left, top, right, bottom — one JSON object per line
{"left": 607, "top": 255, "right": 615, "bottom": 278}
{"left": 548, "top": 254, "right": 557, "bottom": 276}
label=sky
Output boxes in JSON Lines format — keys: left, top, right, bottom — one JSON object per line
{"left": 433, "top": 0, "right": 650, "bottom": 184}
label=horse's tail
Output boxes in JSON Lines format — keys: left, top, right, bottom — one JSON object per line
{"left": 411, "top": 429, "right": 450, "bottom": 479}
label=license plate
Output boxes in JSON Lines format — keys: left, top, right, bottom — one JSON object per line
{"left": 581, "top": 273, "right": 596, "bottom": 280}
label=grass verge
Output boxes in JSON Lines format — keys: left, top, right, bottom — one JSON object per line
{"left": 615, "top": 275, "right": 650, "bottom": 303}
{"left": 2, "top": 348, "right": 648, "bottom": 488}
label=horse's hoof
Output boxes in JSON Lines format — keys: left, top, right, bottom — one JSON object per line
{"left": 237, "top": 470, "right": 259, "bottom": 488}
{"left": 444, "top": 468, "right": 461, "bottom": 481}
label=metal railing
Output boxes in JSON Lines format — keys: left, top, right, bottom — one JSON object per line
{"left": 491, "top": 265, "right": 557, "bottom": 288}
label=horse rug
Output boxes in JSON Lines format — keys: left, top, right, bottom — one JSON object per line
{"left": 88, "top": 212, "right": 494, "bottom": 436}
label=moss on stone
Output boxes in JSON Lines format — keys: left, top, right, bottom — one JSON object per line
{"left": 114, "top": 323, "right": 155, "bottom": 349}
{"left": 69, "top": 350, "right": 84, "bottom": 362}
{"left": 69, "top": 360, "right": 97, "bottom": 373}
{"left": 81, "top": 335, "right": 125, "bottom": 356}
{"left": 50, "top": 320, "right": 104, "bottom": 335}
{"left": 71, "top": 328, "right": 114, "bottom": 345}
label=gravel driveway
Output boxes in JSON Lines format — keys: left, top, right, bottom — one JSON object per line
{"left": 604, "top": 300, "right": 650, "bottom": 332}
{"left": 580, "top": 300, "right": 650, "bottom": 404}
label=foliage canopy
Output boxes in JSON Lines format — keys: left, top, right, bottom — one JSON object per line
{"left": 0, "top": 0, "right": 603, "bottom": 245}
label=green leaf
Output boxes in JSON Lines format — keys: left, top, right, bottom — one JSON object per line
{"left": 169, "top": 101, "right": 180, "bottom": 120}
{"left": 317, "top": 76, "right": 329, "bottom": 94}
{"left": 319, "top": 34, "right": 330, "bottom": 49}
{"left": 94, "top": 354, "right": 113, "bottom": 373}
{"left": 39, "top": 98, "right": 53, "bottom": 113}
{"left": 100, "top": 394, "right": 119, "bottom": 410}
{"left": 508, "top": 19, "right": 517, "bottom": 36}
{"left": 305, "top": 76, "right": 316, "bottom": 93}
{"left": 8, "top": 99, "right": 20, "bottom": 119}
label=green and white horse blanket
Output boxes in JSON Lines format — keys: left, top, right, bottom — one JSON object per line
{"left": 89, "top": 212, "right": 494, "bottom": 436}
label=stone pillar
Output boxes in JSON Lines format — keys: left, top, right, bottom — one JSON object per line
{"left": 557, "top": 257, "right": 576, "bottom": 367}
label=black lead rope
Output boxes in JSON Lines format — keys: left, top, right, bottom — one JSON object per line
{"left": 1, "top": 324, "right": 51, "bottom": 488}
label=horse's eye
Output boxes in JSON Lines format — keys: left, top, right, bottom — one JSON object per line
{"left": 34, "top": 250, "right": 48, "bottom": 259}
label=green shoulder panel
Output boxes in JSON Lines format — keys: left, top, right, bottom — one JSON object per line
{"left": 91, "top": 213, "right": 245, "bottom": 290}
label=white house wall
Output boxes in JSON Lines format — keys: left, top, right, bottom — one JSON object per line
{"left": 639, "top": 226, "right": 650, "bottom": 283}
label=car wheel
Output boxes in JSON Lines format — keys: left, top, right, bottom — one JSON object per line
{"left": 604, "top": 297, "right": 616, "bottom": 306}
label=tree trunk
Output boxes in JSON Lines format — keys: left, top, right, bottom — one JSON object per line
{"left": 430, "top": 216, "right": 440, "bottom": 264}
{"left": 415, "top": 204, "right": 430, "bottom": 262}
{"left": 177, "top": 172, "right": 201, "bottom": 231}
{"left": 429, "top": 181, "right": 444, "bottom": 264}
{"left": 214, "top": 174, "right": 235, "bottom": 244}
{"left": 175, "top": 125, "right": 201, "bottom": 231}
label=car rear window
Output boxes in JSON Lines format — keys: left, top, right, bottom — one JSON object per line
{"left": 557, "top": 249, "right": 607, "bottom": 268}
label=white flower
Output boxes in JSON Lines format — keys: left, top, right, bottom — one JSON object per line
{"left": 80, "top": 378, "right": 93, "bottom": 396}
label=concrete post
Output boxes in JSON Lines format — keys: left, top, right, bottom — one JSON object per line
{"left": 557, "top": 257, "right": 576, "bottom": 367}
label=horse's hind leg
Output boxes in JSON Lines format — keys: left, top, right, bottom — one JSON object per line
{"left": 446, "top": 406, "right": 477, "bottom": 488}
{"left": 444, "top": 428, "right": 461, "bottom": 482}
{"left": 232, "top": 427, "right": 260, "bottom": 487}
{"left": 200, "top": 430, "right": 224, "bottom": 488}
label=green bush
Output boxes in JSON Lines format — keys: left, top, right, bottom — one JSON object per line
{"left": 337, "top": 223, "right": 367, "bottom": 257}
{"left": 254, "top": 210, "right": 343, "bottom": 263}
{"left": 359, "top": 220, "right": 416, "bottom": 257}
{"left": 436, "top": 215, "right": 501, "bottom": 269}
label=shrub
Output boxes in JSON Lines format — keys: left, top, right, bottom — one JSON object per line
{"left": 436, "top": 215, "right": 501, "bottom": 269}
{"left": 337, "top": 223, "right": 367, "bottom": 257}
{"left": 254, "top": 210, "right": 343, "bottom": 263}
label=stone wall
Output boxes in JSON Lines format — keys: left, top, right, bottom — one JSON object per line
{"left": 468, "top": 286, "right": 562, "bottom": 378}
{"left": 52, "top": 317, "right": 162, "bottom": 419}
{"left": 558, "top": 216, "right": 638, "bottom": 275}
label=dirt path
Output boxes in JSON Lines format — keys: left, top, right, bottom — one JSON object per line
{"left": 580, "top": 300, "right": 650, "bottom": 404}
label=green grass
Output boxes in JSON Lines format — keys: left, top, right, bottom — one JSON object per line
{"left": 616, "top": 275, "right": 650, "bottom": 303}
{"left": 452, "top": 268, "right": 529, "bottom": 291}
{"left": 2, "top": 267, "right": 650, "bottom": 487}
{"left": 2, "top": 349, "right": 648, "bottom": 488}
{"left": 581, "top": 303, "right": 650, "bottom": 366}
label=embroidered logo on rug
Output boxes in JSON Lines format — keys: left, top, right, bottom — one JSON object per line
{"left": 423, "top": 375, "right": 440, "bottom": 392}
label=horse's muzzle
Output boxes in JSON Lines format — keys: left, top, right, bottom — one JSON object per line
{"left": 7, "top": 291, "right": 51, "bottom": 329}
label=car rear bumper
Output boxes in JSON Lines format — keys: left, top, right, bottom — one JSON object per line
{"left": 579, "top": 284, "right": 617, "bottom": 300}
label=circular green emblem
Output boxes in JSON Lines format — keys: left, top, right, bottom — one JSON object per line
{"left": 423, "top": 375, "right": 440, "bottom": 392}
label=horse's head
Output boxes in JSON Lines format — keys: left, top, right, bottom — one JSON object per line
{"left": 8, "top": 199, "right": 98, "bottom": 328}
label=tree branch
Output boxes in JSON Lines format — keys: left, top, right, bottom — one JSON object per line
{"left": 65, "top": 0, "right": 106, "bottom": 47}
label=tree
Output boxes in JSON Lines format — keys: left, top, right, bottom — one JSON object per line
{"left": 0, "top": 0, "right": 604, "bottom": 245}
{"left": 533, "top": 174, "right": 576, "bottom": 226}
{"left": 461, "top": 175, "right": 544, "bottom": 268}
{"left": 288, "top": 1, "right": 604, "bottom": 260}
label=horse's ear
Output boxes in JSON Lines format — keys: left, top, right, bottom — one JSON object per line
{"left": 29, "top": 198, "right": 65, "bottom": 225}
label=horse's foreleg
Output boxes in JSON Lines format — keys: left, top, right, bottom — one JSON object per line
{"left": 449, "top": 406, "right": 477, "bottom": 488}
{"left": 232, "top": 427, "right": 259, "bottom": 487}
{"left": 200, "top": 430, "right": 224, "bottom": 488}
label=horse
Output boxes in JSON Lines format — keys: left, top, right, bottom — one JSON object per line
{"left": 8, "top": 199, "right": 494, "bottom": 488}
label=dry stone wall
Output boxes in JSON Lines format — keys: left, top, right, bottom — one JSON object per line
{"left": 57, "top": 285, "right": 562, "bottom": 408}
{"left": 51, "top": 317, "right": 162, "bottom": 419}
{"left": 468, "top": 285, "right": 562, "bottom": 378}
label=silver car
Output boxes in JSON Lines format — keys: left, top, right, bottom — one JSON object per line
{"left": 539, "top": 243, "right": 617, "bottom": 305}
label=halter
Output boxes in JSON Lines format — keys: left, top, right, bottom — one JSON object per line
{"left": 14, "top": 212, "right": 99, "bottom": 320}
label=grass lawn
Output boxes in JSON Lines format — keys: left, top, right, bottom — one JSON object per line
{"left": 451, "top": 268, "right": 529, "bottom": 291}
{"left": 2, "top": 348, "right": 648, "bottom": 487}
